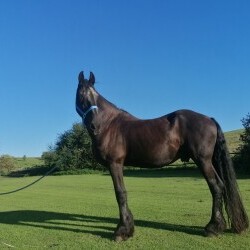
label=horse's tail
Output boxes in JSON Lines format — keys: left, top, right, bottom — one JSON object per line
{"left": 211, "top": 118, "right": 249, "bottom": 233}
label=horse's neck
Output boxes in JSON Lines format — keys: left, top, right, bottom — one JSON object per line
{"left": 93, "top": 96, "right": 122, "bottom": 127}
{"left": 92, "top": 94, "right": 138, "bottom": 133}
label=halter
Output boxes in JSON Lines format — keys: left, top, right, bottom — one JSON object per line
{"left": 76, "top": 104, "right": 98, "bottom": 125}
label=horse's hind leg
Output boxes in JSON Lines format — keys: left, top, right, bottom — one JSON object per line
{"left": 197, "top": 159, "right": 227, "bottom": 236}
{"left": 109, "top": 162, "right": 134, "bottom": 241}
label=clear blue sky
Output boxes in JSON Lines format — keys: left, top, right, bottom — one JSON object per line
{"left": 0, "top": 0, "right": 250, "bottom": 157}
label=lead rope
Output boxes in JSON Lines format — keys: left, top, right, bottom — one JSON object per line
{"left": 0, "top": 165, "right": 58, "bottom": 195}
{"left": 0, "top": 165, "right": 58, "bottom": 249}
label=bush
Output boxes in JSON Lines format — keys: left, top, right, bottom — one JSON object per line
{"left": 234, "top": 113, "right": 250, "bottom": 173}
{"left": 42, "top": 123, "right": 104, "bottom": 172}
{"left": 0, "top": 155, "right": 16, "bottom": 175}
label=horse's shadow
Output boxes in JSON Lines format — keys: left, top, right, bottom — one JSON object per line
{"left": 0, "top": 210, "right": 206, "bottom": 239}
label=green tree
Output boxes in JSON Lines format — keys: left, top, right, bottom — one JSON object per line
{"left": 42, "top": 123, "right": 103, "bottom": 172}
{"left": 234, "top": 113, "right": 250, "bottom": 173}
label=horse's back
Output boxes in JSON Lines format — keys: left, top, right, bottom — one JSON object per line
{"left": 171, "top": 109, "right": 217, "bottom": 139}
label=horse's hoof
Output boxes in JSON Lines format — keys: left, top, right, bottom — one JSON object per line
{"left": 205, "top": 230, "right": 218, "bottom": 237}
{"left": 205, "top": 221, "right": 226, "bottom": 237}
{"left": 205, "top": 226, "right": 216, "bottom": 237}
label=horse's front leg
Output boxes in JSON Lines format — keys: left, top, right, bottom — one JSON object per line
{"left": 109, "top": 163, "right": 134, "bottom": 241}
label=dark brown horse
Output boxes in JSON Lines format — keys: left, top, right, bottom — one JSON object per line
{"left": 75, "top": 71, "right": 248, "bottom": 241}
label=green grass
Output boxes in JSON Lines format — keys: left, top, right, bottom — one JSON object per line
{"left": 0, "top": 171, "right": 249, "bottom": 249}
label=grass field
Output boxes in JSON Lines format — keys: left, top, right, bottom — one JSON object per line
{"left": 0, "top": 170, "right": 249, "bottom": 249}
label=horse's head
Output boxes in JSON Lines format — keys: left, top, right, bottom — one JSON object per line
{"left": 75, "top": 71, "right": 98, "bottom": 124}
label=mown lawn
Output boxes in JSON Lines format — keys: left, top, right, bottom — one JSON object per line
{"left": 0, "top": 170, "right": 249, "bottom": 249}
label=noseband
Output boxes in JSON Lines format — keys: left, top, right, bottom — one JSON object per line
{"left": 76, "top": 105, "right": 98, "bottom": 125}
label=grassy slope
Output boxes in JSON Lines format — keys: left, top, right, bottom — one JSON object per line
{"left": 224, "top": 129, "right": 243, "bottom": 153}
{"left": 13, "top": 157, "right": 44, "bottom": 169}
{"left": 0, "top": 174, "right": 249, "bottom": 249}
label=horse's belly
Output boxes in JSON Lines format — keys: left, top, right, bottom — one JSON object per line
{"left": 125, "top": 144, "right": 177, "bottom": 167}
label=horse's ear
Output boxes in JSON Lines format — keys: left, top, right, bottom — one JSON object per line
{"left": 78, "top": 71, "right": 84, "bottom": 83}
{"left": 89, "top": 72, "right": 95, "bottom": 85}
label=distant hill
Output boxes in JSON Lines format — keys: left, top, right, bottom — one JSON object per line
{"left": 224, "top": 129, "right": 243, "bottom": 153}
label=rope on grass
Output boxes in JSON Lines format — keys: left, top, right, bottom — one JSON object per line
{"left": 1, "top": 241, "right": 60, "bottom": 248}
{"left": 1, "top": 241, "right": 15, "bottom": 248}
{"left": 0, "top": 166, "right": 58, "bottom": 195}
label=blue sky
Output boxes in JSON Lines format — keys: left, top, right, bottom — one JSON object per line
{"left": 0, "top": 0, "right": 250, "bottom": 157}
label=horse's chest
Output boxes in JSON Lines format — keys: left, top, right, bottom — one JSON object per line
{"left": 93, "top": 136, "right": 126, "bottom": 164}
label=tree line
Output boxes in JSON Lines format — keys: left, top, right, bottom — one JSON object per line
{"left": 42, "top": 113, "right": 250, "bottom": 174}
{"left": 1, "top": 114, "right": 250, "bottom": 175}
{"left": 233, "top": 113, "right": 250, "bottom": 173}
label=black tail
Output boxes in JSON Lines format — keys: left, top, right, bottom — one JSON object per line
{"left": 212, "top": 118, "right": 249, "bottom": 233}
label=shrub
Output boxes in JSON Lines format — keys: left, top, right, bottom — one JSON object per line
{"left": 234, "top": 113, "right": 250, "bottom": 173}
{"left": 0, "top": 155, "right": 16, "bottom": 175}
{"left": 42, "top": 123, "right": 104, "bottom": 172}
